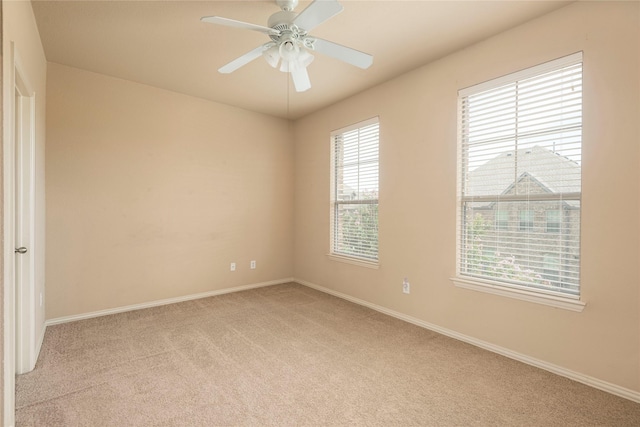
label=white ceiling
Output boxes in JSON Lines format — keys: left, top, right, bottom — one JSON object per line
{"left": 32, "top": 0, "right": 571, "bottom": 119}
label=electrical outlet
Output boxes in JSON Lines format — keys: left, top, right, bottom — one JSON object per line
{"left": 403, "top": 278, "right": 410, "bottom": 294}
{"left": 230, "top": 262, "right": 236, "bottom": 272}
{"left": 250, "top": 260, "right": 256, "bottom": 269}
{"left": 40, "top": 292, "right": 43, "bottom": 307}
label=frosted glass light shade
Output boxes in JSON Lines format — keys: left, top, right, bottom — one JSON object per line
{"left": 263, "top": 44, "right": 280, "bottom": 68}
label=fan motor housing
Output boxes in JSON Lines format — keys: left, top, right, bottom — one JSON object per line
{"left": 268, "top": 10, "right": 303, "bottom": 43}
{"left": 268, "top": 10, "right": 297, "bottom": 30}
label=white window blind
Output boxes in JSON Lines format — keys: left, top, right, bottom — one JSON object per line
{"left": 457, "top": 52, "right": 582, "bottom": 297}
{"left": 331, "top": 118, "right": 379, "bottom": 261}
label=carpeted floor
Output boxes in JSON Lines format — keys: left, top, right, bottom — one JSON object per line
{"left": 15, "top": 282, "right": 640, "bottom": 426}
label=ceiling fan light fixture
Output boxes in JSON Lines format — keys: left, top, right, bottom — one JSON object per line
{"left": 279, "top": 58, "right": 294, "bottom": 73}
{"left": 263, "top": 44, "right": 280, "bottom": 68}
{"left": 279, "top": 49, "right": 313, "bottom": 73}
{"left": 278, "top": 37, "right": 299, "bottom": 61}
{"left": 297, "top": 48, "right": 314, "bottom": 67}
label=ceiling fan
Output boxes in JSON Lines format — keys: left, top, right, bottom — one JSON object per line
{"left": 201, "top": 0, "right": 373, "bottom": 92}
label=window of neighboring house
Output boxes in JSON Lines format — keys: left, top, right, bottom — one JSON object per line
{"left": 546, "top": 209, "right": 561, "bottom": 233}
{"left": 519, "top": 210, "right": 534, "bottom": 231}
{"left": 330, "top": 118, "right": 379, "bottom": 264}
{"left": 495, "top": 210, "right": 509, "bottom": 230}
{"left": 455, "top": 52, "right": 582, "bottom": 303}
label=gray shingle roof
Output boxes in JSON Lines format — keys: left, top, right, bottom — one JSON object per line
{"left": 466, "top": 145, "right": 581, "bottom": 197}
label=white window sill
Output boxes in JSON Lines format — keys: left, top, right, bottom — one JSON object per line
{"left": 327, "top": 254, "right": 379, "bottom": 269}
{"left": 451, "top": 276, "right": 585, "bottom": 312}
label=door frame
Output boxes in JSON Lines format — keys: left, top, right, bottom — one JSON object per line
{"left": 4, "top": 41, "right": 38, "bottom": 427}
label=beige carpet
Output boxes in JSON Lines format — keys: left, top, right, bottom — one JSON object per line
{"left": 15, "top": 282, "right": 640, "bottom": 426}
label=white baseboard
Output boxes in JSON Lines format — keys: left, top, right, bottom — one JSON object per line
{"left": 45, "top": 278, "right": 294, "bottom": 326}
{"left": 294, "top": 277, "right": 640, "bottom": 404}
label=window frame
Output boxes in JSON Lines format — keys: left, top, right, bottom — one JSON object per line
{"left": 329, "top": 117, "right": 380, "bottom": 267}
{"left": 452, "top": 52, "right": 585, "bottom": 312}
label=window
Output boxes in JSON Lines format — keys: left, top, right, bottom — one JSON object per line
{"left": 546, "top": 210, "right": 561, "bottom": 233}
{"left": 519, "top": 210, "right": 534, "bottom": 231}
{"left": 495, "top": 210, "right": 509, "bottom": 230}
{"left": 330, "top": 118, "right": 379, "bottom": 262}
{"left": 456, "top": 53, "right": 582, "bottom": 300}
{"left": 543, "top": 253, "right": 561, "bottom": 284}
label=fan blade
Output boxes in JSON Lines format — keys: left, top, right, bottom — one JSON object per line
{"left": 201, "top": 16, "right": 279, "bottom": 36}
{"left": 292, "top": 0, "right": 343, "bottom": 32}
{"left": 291, "top": 67, "right": 311, "bottom": 92}
{"left": 218, "top": 44, "right": 269, "bottom": 74}
{"left": 310, "top": 38, "right": 373, "bottom": 69}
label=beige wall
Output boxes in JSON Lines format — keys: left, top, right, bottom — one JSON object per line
{"left": 45, "top": 63, "right": 294, "bottom": 319}
{"left": 294, "top": 1, "right": 640, "bottom": 392}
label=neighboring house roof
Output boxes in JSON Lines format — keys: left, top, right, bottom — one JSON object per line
{"left": 467, "top": 145, "right": 581, "bottom": 197}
